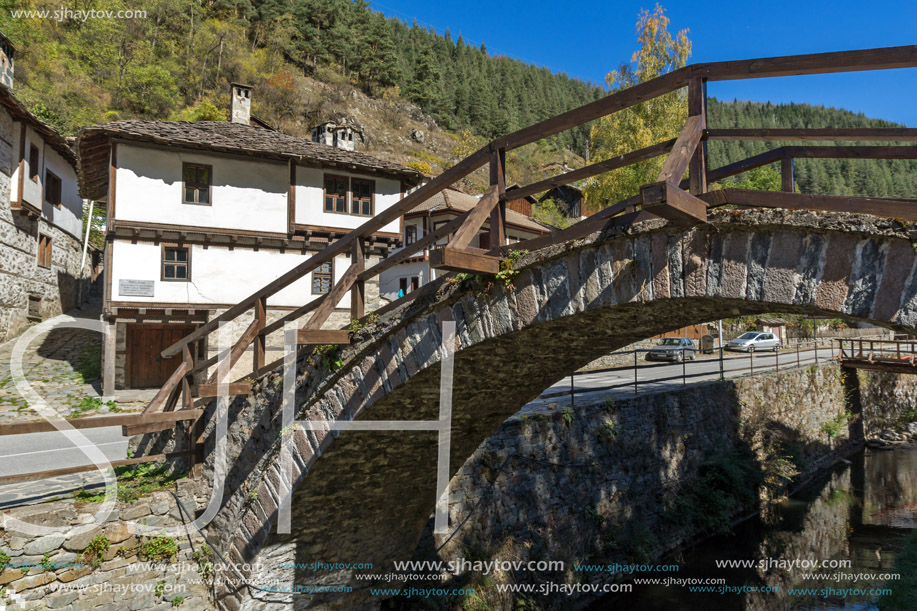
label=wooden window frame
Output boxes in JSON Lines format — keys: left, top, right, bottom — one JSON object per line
{"left": 161, "top": 244, "right": 191, "bottom": 282}
{"left": 405, "top": 224, "right": 417, "bottom": 245}
{"left": 29, "top": 143, "right": 39, "bottom": 182}
{"left": 312, "top": 258, "right": 334, "bottom": 295}
{"left": 351, "top": 178, "right": 375, "bottom": 217}
{"left": 37, "top": 233, "right": 52, "bottom": 268}
{"left": 182, "top": 163, "right": 212, "bottom": 206}
{"left": 44, "top": 169, "right": 62, "bottom": 208}
{"left": 323, "top": 174, "right": 349, "bottom": 215}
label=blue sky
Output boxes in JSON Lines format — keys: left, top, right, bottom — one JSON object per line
{"left": 371, "top": 0, "right": 917, "bottom": 126}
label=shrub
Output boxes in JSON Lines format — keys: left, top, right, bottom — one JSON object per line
{"left": 141, "top": 536, "right": 178, "bottom": 561}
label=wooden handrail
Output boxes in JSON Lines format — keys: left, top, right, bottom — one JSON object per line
{"left": 707, "top": 128, "right": 917, "bottom": 141}
{"left": 504, "top": 139, "right": 676, "bottom": 201}
{"left": 152, "top": 43, "right": 917, "bottom": 404}
{"left": 141, "top": 360, "right": 189, "bottom": 415}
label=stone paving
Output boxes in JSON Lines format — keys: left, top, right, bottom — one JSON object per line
{"left": 0, "top": 299, "right": 155, "bottom": 424}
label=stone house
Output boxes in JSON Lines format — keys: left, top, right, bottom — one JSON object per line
{"left": 379, "top": 187, "right": 551, "bottom": 301}
{"left": 0, "top": 32, "right": 87, "bottom": 342}
{"left": 76, "top": 85, "right": 421, "bottom": 392}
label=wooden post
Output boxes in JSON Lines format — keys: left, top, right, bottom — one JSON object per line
{"left": 489, "top": 149, "right": 507, "bottom": 248}
{"left": 254, "top": 296, "right": 267, "bottom": 372}
{"left": 688, "top": 77, "right": 708, "bottom": 195}
{"left": 181, "top": 345, "right": 193, "bottom": 410}
{"left": 103, "top": 318, "right": 116, "bottom": 398}
{"left": 781, "top": 156, "right": 795, "bottom": 192}
{"left": 351, "top": 238, "right": 365, "bottom": 320}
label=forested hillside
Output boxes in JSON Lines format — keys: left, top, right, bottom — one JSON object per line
{"left": 2, "top": 1, "right": 914, "bottom": 200}
{"left": 708, "top": 98, "right": 917, "bottom": 197}
{"left": 0, "top": 0, "right": 601, "bottom": 155}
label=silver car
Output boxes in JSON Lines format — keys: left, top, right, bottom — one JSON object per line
{"left": 646, "top": 337, "right": 696, "bottom": 362}
{"left": 727, "top": 331, "right": 781, "bottom": 352}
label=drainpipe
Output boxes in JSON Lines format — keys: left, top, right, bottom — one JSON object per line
{"left": 79, "top": 199, "right": 94, "bottom": 308}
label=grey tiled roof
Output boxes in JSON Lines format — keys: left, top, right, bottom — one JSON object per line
{"left": 77, "top": 120, "right": 422, "bottom": 200}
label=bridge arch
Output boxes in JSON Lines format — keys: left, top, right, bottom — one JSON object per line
{"left": 207, "top": 208, "right": 917, "bottom": 608}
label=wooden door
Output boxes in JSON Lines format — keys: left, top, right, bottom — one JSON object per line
{"left": 127, "top": 324, "right": 196, "bottom": 388}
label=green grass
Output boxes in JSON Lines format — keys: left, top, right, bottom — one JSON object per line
{"left": 74, "top": 343, "right": 102, "bottom": 383}
{"left": 74, "top": 461, "right": 186, "bottom": 504}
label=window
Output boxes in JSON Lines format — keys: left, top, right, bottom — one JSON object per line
{"left": 37, "top": 234, "right": 52, "bottom": 268}
{"left": 405, "top": 225, "right": 417, "bottom": 245}
{"left": 399, "top": 276, "right": 420, "bottom": 294}
{"left": 182, "top": 163, "right": 211, "bottom": 205}
{"left": 162, "top": 246, "right": 190, "bottom": 281}
{"left": 324, "top": 174, "right": 348, "bottom": 214}
{"left": 44, "top": 170, "right": 61, "bottom": 207}
{"left": 312, "top": 260, "right": 333, "bottom": 294}
{"left": 29, "top": 144, "right": 39, "bottom": 182}
{"left": 351, "top": 178, "right": 374, "bottom": 216}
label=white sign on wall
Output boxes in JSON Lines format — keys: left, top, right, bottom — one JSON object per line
{"left": 118, "top": 279, "right": 155, "bottom": 297}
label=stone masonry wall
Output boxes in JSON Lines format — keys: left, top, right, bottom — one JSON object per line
{"left": 0, "top": 108, "right": 91, "bottom": 344}
{"left": 0, "top": 483, "right": 213, "bottom": 610}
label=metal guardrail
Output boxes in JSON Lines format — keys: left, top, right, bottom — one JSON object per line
{"left": 541, "top": 339, "right": 837, "bottom": 402}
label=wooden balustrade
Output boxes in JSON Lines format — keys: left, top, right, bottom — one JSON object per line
{"left": 131, "top": 43, "right": 917, "bottom": 446}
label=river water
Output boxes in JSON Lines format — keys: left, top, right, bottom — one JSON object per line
{"left": 590, "top": 444, "right": 917, "bottom": 610}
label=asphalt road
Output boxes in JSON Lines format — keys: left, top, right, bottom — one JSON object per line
{"left": 528, "top": 346, "right": 831, "bottom": 409}
{"left": 0, "top": 346, "right": 835, "bottom": 482}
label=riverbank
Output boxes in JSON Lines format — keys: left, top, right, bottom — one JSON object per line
{"left": 404, "top": 362, "right": 917, "bottom": 610}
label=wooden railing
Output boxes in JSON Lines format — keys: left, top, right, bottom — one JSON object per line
{"left": 836, "top": 339, "right": 917, "bottom": 374}
{"left": 133, "top": 44, "right": 917, "bottom": 461}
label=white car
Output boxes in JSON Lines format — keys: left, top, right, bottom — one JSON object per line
{"left": 727, "top": 332, "right": 781, "bottom": 352}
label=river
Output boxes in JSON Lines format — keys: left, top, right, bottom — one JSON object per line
{"left": 590, "top": 444, "right": 917, "bottom": 610}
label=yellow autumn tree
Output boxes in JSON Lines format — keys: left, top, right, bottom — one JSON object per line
{"left": 584, "top": 5, "right": 691, "bottom": 213}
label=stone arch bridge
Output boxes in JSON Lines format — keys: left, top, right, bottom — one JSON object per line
{"left": 201, "top": 208, "right": 917, "bottom": 609}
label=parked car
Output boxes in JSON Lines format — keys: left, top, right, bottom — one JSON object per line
{"left": 727, "top": 331, "right": 781, "bottom": 352}
{"left": 646, "top": 337, "right": 696, "bottom": 362}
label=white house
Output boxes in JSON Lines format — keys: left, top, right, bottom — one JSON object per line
{"left": 0, "top": 31, "right": 87, "bottom": 341}
{"left": 379, "top": 187, "right": 551, "bottom": 301}
{"left": 77, "top": 85, "right": 421, "bottom": 391}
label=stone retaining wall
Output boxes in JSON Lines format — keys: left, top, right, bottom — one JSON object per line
{"left": 0, "top": 482, "right": 213, "bottom": 610}
{"left": 412, "top": 362, "right": 917, "bottom": 609}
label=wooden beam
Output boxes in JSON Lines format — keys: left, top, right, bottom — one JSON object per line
{"left": 141, "top": 360, "right": 190, "bottom": 415}
{"left": 504, "top": 140, "right": 675, "bottom": 202}
{"left": 254, "top": 296, "right": 267, "bottom": 371}
{"left": 489, "top": 149, "right": 507, "bottom": 248}
{"left": 781, "top": 157, "right": 795, "bottom": 192}
{"left": 839, "top": 358, "right": 917, "bottom": 375}
{"left": 0, "top": 410, "right": 203, "bottom": 436}
{"left": 688, "top": 78, "right": 708, "bottom": 195}
{"left": 702, "top": 188, "right": 917, "bottom": 222}
{"left": 698, "top": 44, "right": 917, "bottom": 81}
{"left": 303, "top": 261, "right": 361, "bottom": 330}
{"left": 706, "top": 149, "right": 784, "bottom": 183}
{"left": 706, "top": 128, "right": 917, "bottom": 141}
{"left": 297, "top": 329, "right": 351, "bottom": 345}
{"left": 193, "top": 382, "right": 252, "bottom": 398}
{"left": 429, "top": 247, "right": 501, "bottom": 274}
{"left": 356, "top": 210, "right": 471, "bottom": 282}
{"left": 449, "top": 185, "right": 500, "bottom": 251}
{"left": 0, "top": 451, "right": 193, "bottom": 486}
{"left": 641, "top": 182, "right": 708, "bottom": 226}
{"left": 351, "top": 239, "right": 365, "bottom": 321}
{"left": 205, "top": 317, "right": 261, "bottom": 385}
{"left": 657, "top": 115, "right": 704, "bottom": 184}
{"left": 780, "top": 145, "right": 917, "bottom": 160}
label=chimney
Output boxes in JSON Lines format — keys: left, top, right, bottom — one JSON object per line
{"left": 0, "top": 31, "right": 15, "bottom": 90}
{"left": 230, "top": 83, "right": 252, "bottom": 125}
